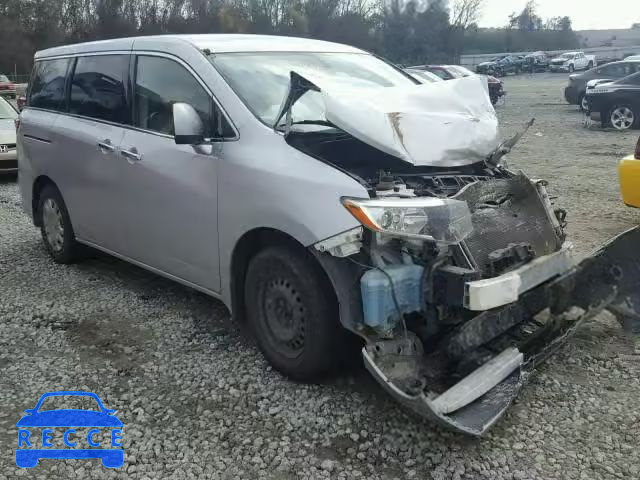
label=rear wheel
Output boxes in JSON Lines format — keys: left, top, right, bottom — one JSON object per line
{"left": 38, "top": 185, "right": 82, "bottom": 263}
{"left": 245, "top": 245, "right": 347, "bottom": 380}
{"left": 609, "top": 105, "right": 638, "bottom": 131}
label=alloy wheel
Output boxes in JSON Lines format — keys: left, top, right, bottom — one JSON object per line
{"left": 610, "top": 107, "right": 635, "bottom": 130}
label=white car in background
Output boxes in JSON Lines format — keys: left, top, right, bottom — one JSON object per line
{"left": 0, "top": 96, "right": 18, "bottom": 174}
{"left": 403, "top": 68, "right": 444, "bottom": 83}
{"left": 626, "top": 55, "right": 640, "bottom": 61}
{"left": 549, "top": 52, "right": 597, "bottom": 73}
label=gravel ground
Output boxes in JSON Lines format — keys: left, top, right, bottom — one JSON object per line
{"left": 1, "top": 73, "right": 639, "bottom": 479}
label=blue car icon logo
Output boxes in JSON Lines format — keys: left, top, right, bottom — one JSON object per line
{"left": 15, "top": 391, "right": 123, "bottom": 468}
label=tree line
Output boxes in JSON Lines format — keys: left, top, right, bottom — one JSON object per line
{"left": 0, "top": 0, "right": 579, "bottom": 77}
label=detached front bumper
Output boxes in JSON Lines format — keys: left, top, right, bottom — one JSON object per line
{"left": 465, "top": 245, "right": 574, "bottom": 311}
{"left": 364, "top": 226, "right": 640, "bottom": 435}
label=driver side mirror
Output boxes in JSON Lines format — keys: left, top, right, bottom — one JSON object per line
{"left": 173, "top": 102, "right": 205, "bottom": 145}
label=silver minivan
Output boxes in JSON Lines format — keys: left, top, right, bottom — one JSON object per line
{"left": 18, "top": 34, "right": 640, "bottom": 435}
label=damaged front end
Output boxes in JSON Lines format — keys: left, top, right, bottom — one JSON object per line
{"left": 312, "top": 171, "right": 640, "bottom": 435}
{"left": 278, "top": 72, "right": 640, "bottom": 435}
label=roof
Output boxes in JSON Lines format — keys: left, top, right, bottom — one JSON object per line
{"left": 35, "top": 34, "right": 365, "bottom": 59}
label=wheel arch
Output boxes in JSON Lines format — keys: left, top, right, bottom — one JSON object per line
{"left": 228, "top": 227, "right": 338, "bottom": 327}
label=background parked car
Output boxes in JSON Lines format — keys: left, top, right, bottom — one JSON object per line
{"left": 409, "top": 64, "right": 504, "bottom": 105}
{"left": 564, "top": 60, "right": 640, "bottom": 111}
{"left": 487, "top": 75, "right": 505, "bottom": 105}
{"left": 403, "top": 68, "right": 443, "bottom": 83}
{"left": 410, "top": 64, "right": 476, "bottom": 80}
{"left": 524, "top": 52, "right": 550, "bottom": 73}
{"left": 0, "top": 74, "right": 16, "bottom": 99}
{"left": 0, "top": 96, "right": 18, "bottom": 174}
{"left": 16, "top": 95, "right": 26, "bottom": 111}
{"left": 549, "top": 52, "right": 596, "bottom": 73}
{"left": 585, "top": 72, "right": 640, "bottom": 130}
{"left": 475, "top": 55, "right": 520, "bottom": 76}
{"left": 411, "top": 64, "right": 458, "bottom": 80}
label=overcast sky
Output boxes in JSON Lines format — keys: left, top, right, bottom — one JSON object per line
{"left": 477, "top": 0, "right": 640, "bottom": 30}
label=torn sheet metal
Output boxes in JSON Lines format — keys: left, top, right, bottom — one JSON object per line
{"left": 277, "top": 71, "right": 500, "bottom": 168}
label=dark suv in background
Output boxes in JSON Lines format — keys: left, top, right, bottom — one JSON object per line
{"left": 475, "top": 55, "right": 520, "bottom": 76}
{"left": 565, "top": 60, "right": 640, "bottom": 111}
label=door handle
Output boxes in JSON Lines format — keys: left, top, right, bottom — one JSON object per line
{"left": 121, "top": 147, "right": 142, "bottom": 162}
{"left": 97, "top": 139, "right": 115, "bottom": 153}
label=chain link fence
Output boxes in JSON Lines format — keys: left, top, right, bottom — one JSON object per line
{"left": 8, "top": 74, "right": 31, "bottom": 84}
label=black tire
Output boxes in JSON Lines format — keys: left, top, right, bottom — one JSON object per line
{"left": 245, "top": 245, "right": 346, "bottom": 380}
{"left": 38, "top": 185, "right": 82, "bottom": 264}
{"left": 588, "top": 61, "right": 594, "bottom": 70}
{"left": 579, "top": 93, "right": 588, "bottom": 112}
{"left": 495, "top": 68, "right": 503, "bottom": 77}
{"left": 569, "top": 64, "right": 575, "bottom": 73}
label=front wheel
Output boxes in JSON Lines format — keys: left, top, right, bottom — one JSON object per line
{"left": 579, "top": 94, "right": 589, "bottom": 112}
{"left": 609, "top": 105, "right": 638, "bottom": 131}
{"left": 569, "top": 64, "right": 575, "bottom": 73}
{"left": 245, "top": 245, "right": 347, "bottom": 380}
{"left": 38, "top": 185, "right": 82, "bottom": 263}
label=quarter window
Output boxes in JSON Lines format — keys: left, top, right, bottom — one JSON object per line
{"left": 29, "top": 59, "right": 71, "bottom": 111}
{"left": 133, "top": 55, "right": 234, "bottom": 138}
{"left": 69, "top": 55, "right": 130, "bottom": 124}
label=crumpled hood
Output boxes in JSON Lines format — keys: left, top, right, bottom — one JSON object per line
{"left": 320, "top": 75, "right": 499, "bottom": 167}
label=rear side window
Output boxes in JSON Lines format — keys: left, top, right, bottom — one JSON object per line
{"left": 623, "top": 73, "right": 640, "bottom": 85}
{"left": 69, "top": 55, "right": 130, "bottom": 124}
{"left": 29, "top": 59, "right": 71, "bottom": 111}
{"left": 133, "top": 55, "right": 234, "bottom": 138}
{"left": 598, "top": 63, "right": 633, "bottom": 77}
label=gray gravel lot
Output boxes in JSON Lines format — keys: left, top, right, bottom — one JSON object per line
{"left": 1, "top": 73, "right": 639, "bottom": 479}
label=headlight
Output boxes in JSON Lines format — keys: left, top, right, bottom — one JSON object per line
{"left": 341, "top": 197, "right": 473, "bottom": 244}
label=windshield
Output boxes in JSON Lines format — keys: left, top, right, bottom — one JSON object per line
{"left": 0, "top": 97, "right": 17, "bottom": 119}
{"left": 560, "top": 53, "right": 575, "bottom": 59}
{"left": 210, "top": 52, "right": 413, "bottom": 126}
{"left": 0, "top": 75, "right": 9, "bottom": 82}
